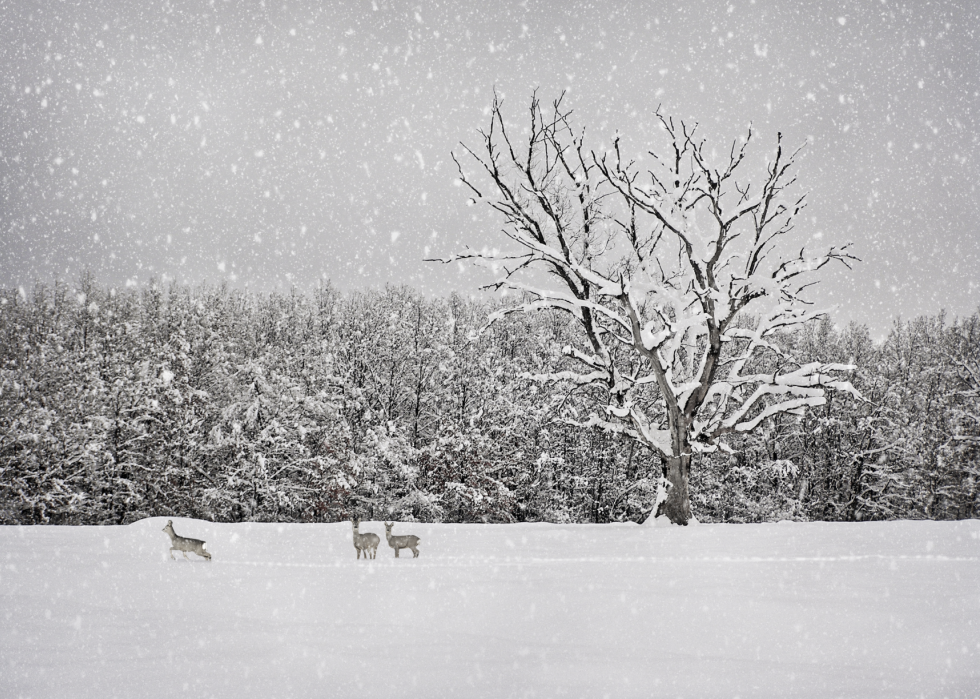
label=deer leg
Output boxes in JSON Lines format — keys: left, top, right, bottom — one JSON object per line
{"left": 183, "top": 551, "right": 190, "bottom": 560}
{"left": 170, "top": 548, "right": 176, "bottom": 560}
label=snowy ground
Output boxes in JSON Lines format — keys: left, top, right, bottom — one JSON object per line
{"left": 1, "top": 518, "right": 978, "bottom": 699}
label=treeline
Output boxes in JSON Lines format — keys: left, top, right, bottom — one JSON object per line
{"left": 694, "top": 313, "right": 979, "bottom": 522}
{"left": 1, "top": 278, "right": 977, "bottom": 525}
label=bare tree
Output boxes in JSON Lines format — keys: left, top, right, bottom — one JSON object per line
{"left": 433, "top": 92, "right": 861, "bottom": 524}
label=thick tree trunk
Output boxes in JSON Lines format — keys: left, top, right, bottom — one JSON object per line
{"left": 658, "top": 454, "right": 692, "bottom": 525}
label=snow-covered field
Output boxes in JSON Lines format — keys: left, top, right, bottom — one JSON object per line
{"left": 2, "top": 518, "right": 978, "bottom": 698}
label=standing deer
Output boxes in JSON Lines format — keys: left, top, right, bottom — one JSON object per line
{"left": 351, "top": 518, "right": 380, "bottom": 560}
{"left": 162, "top": 520, "right": 211, "bottom": 561}
{"left": 384, "top": 522, "right": 420, "bottom": 558}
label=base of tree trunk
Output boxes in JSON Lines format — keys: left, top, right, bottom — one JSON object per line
{"left": 656, "top": 455, "right": 692, "bottom": 525}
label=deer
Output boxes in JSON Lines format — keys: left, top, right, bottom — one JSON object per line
{"left": 162, "top": 520, "right": 211, "bottom": 561}
{"left": 384, "top": 521, "right": 420, "bottom": 558}
{"left": 351, "top": 518, "right": 380, "bottom": 560}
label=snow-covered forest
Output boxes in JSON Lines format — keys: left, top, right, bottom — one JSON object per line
{"left": 2, "top": 278, "right": 977, "bottom": 526}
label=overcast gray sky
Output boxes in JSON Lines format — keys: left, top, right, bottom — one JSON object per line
{"left": 2, "top": 0, "right": 978, "bottom": 334}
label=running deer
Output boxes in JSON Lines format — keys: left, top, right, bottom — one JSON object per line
{"left": 162, "top": 520, "right": 211, "bottom": 561}
{"left": 384, "top": 522, "right": 421, "bottom": 558}
{"left": 351, "top": 518, "right": 380, "bottom": 560}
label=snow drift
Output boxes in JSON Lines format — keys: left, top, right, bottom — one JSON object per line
{"left": 1, "top": 518, "right": 978, "bottom": 698}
